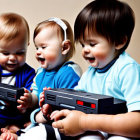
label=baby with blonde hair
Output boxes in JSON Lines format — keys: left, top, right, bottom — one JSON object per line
{"left": 0, "top": 12, "right": 35, "bottom": 132}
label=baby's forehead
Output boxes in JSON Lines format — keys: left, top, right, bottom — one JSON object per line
{"left": 79, "top": 28, "right": 100, "bottom": 40}
{"left": 37, "top": 27, "right": 59, "bottom": 39}
{"left": 40, "top": 25, "right": 63, "bottom": 39}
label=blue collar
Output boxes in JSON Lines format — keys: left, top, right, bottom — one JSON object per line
{"left": 1, "top": 72, "right": 15, "bottom": 77}
{"left": 0, "top": 67, "right": 16, "bottom": 77}
{"left": 96, "top": 58, "right": 117, "bottom": 73}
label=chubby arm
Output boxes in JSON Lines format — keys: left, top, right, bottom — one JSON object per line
{"left": 35, "top": 110, "right": 47, "bottom": 123}
{"left": 84, "top": 111, "right": 140, "bottom": 138}
{"left": 51, "top": 110, "right": 140, "bottom": 138}
{"left": 35, "top": 104, "right": 52, "bottom": 123}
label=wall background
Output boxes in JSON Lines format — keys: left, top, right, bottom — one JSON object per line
{"left": 0, "top": 0, "right": 139, "bottom": 72}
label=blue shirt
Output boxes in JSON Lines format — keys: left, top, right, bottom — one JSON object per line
{"left": 0, "top": 63, "right": 36, "bottom": 128}
{"left": 0, "top": 63, "right": 36, "bottom": 91}
{"left": 32, "top": 61, "right": 82, "bottom": 100}
{"left": 75, "top": 52, "right": 140, "bottom": 112}
{"left": 30, "top": 61, "right": 82, "bottom": 123}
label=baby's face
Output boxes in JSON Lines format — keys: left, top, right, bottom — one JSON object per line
{"left": 34, "top": 27, "right": 64, "bottom": 70}
{"left": 0, "top": 33, "right": 27, "bottom": 72}
{"left": 80, "top": 29, "right": 116, "bottom": 69}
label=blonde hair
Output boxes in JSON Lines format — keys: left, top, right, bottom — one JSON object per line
{"left": 33, "top": 19, "right": 75, "bottom": 61}
{"left": 0, "top": 12, "right": 30, "bottom": 43}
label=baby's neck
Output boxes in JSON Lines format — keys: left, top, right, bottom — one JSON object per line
{"left": 96, "top": 58, "right": 118, "bottom": 73}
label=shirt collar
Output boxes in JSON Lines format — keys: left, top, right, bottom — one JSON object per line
{"left": 96, "top": 58, "right": 118, "bottom": 73}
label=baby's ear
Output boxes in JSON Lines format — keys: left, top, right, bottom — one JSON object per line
{"left": 61, "top": 40, "right": 71, "bottom": 55}
{"left": 115, "top": 36, "right": 127, "bottom": 50}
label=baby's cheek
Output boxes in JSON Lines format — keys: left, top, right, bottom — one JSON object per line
{"left": 46, "top": 53, "right": 57, "bottom": 62}
{"left": 94, "top": 51, "right": 107, "bottom": 60}
{"left": 0, "top": 56, "right": 6, "bottom": 64}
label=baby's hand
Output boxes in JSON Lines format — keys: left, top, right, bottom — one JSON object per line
{"left": 39, "top": 87, "right": 51, "bottom": 107}
{"left": 52, "top": 110, "right": 87, "bottom": 136}
{"left": 0, "top": 131, "right": 18, "bottom": 140}
{"left": 50, "top": 110, "right": 61, "bottom": 120}
{"left": 41, "top": 104, "right": 52, "bottom": 119}
{"left": 17, "top": 88, "right": 32, "bottom": 113}
{"left": 39, "top": 91, "right": 45, "bottom": 107}
{"left": 0, "top": 128, "right": 18, "bottom": 140}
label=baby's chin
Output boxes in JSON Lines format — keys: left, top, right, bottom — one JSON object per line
{"left": 44, "top": 62, "right": 61, "bottom": 71}
{"left": 89, "top": 60, "right": 99, "bottom": 68}
{"left": 42, "top": 63, "right": 53, "bottom": 70}
{"left": 41, "top": 64, "right": 48, "bottom": 69}
{"left": 39, "top": 60, "right": 47, "bottom": 68}
{"left": 5, "top": 65, "right": 19, "bottom": 72}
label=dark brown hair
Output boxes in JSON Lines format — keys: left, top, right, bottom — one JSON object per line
{"left": 74, "top": 0, "right": 135, "bottom": 54}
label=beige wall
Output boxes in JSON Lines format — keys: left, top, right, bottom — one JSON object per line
{"left": 0, "top": 0, "right": 139, "bottom": 72}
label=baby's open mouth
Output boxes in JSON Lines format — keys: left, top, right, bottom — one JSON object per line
{"left": 85, "top": 57, "right": 95, "bottom": 63}
{"left": 7, "top": 63, "right": 17, "bottom": 68}
{"left": 85, "top": 56, "right": 95, "bottom": 61}
{"left": 88, "top": 57, "right": 95, "bottom": 61}
{"left": 38, "top": 57, "right": 45, "bottom": 62}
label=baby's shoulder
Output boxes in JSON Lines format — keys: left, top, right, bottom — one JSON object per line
{"left": 115, "top": 52, "right": 139, "bottom": 70}
{"left": 59, "top": 61, "right": 82, "bottom": 77}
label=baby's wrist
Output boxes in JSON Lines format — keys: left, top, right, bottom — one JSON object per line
{"left": 29, "top": 96, "right": 33, "bottom": 108}
{"left": 29, "top": 93, "right": 37, "bottom": 108}
{"left": 79, "top": 113, "right": 88, "bottom": 132}
{"left": 30, "top": 108, "right": 40, "bottom": 124}
{"left": 27, "top": 97, "right": 33, "bottom": 108}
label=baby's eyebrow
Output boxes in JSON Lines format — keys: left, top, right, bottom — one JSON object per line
{"left": 37, "top": 42, "right": 47, "bottom": 47}
{"left": 18, "top": 49, "right": 26, "bottom": 51}
{"left": 0, "top": 50, "right": 9, "bottom": 52}
{"left": 0, "top": 48, "right": 7, "bottom": 51}
{"left": 16, "top": 49, "right": 26, "bottom": 53}
{"left": 35, "top": 46, "right": 42, "bottom": 48}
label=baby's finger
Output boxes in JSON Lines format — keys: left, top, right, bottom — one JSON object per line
{"left": 30, "top": 87, "right": 33, "bottom": 91}
{"left": 50, "top": 110, "right": 59, "bottom": 119}
{"left": 43, "top": 87, "right": 51, "bottom": 91}
{"left": 19, "top": 95, "right": 26, "bottom": 101}
{"left": 24, "top": 88, "right": 30, "bottom": 93}
{"left": 39, "top": 98, "right": 45, "bottom": 107}
{"left": 52, "top": 120, "right": 63, "bottom": 129}
{"left": 17, "top": 99, "right": 24, "bottom": 104}
{"left": 17, "top": 104, "right": 22, "bottom": 109}
{"left": 1, "top": 128, "right": 8, "bottom": 133}
{"left": 58, "top": 128, "right": 65, "bottom": 134}
{"left": 52, "top": 109, "right": 70, "bottom": 121}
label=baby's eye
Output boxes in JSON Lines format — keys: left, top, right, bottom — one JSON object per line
{"left": 90, "top": 43, "right": 96, "bottom": 47}
{"left": 42, "top": 46, "right": 46, "bottom": 49}
{"left": 3, "top": 52, "right": 10, "bottom": 55}
{"left": 16, "top": 52, "right": 25, "bottom": 55}
{"left": 36, "top": 46, "right": 46, "bottom": 50}
{"left": 80, "top": 43, "right": 85, "bottom": 48}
